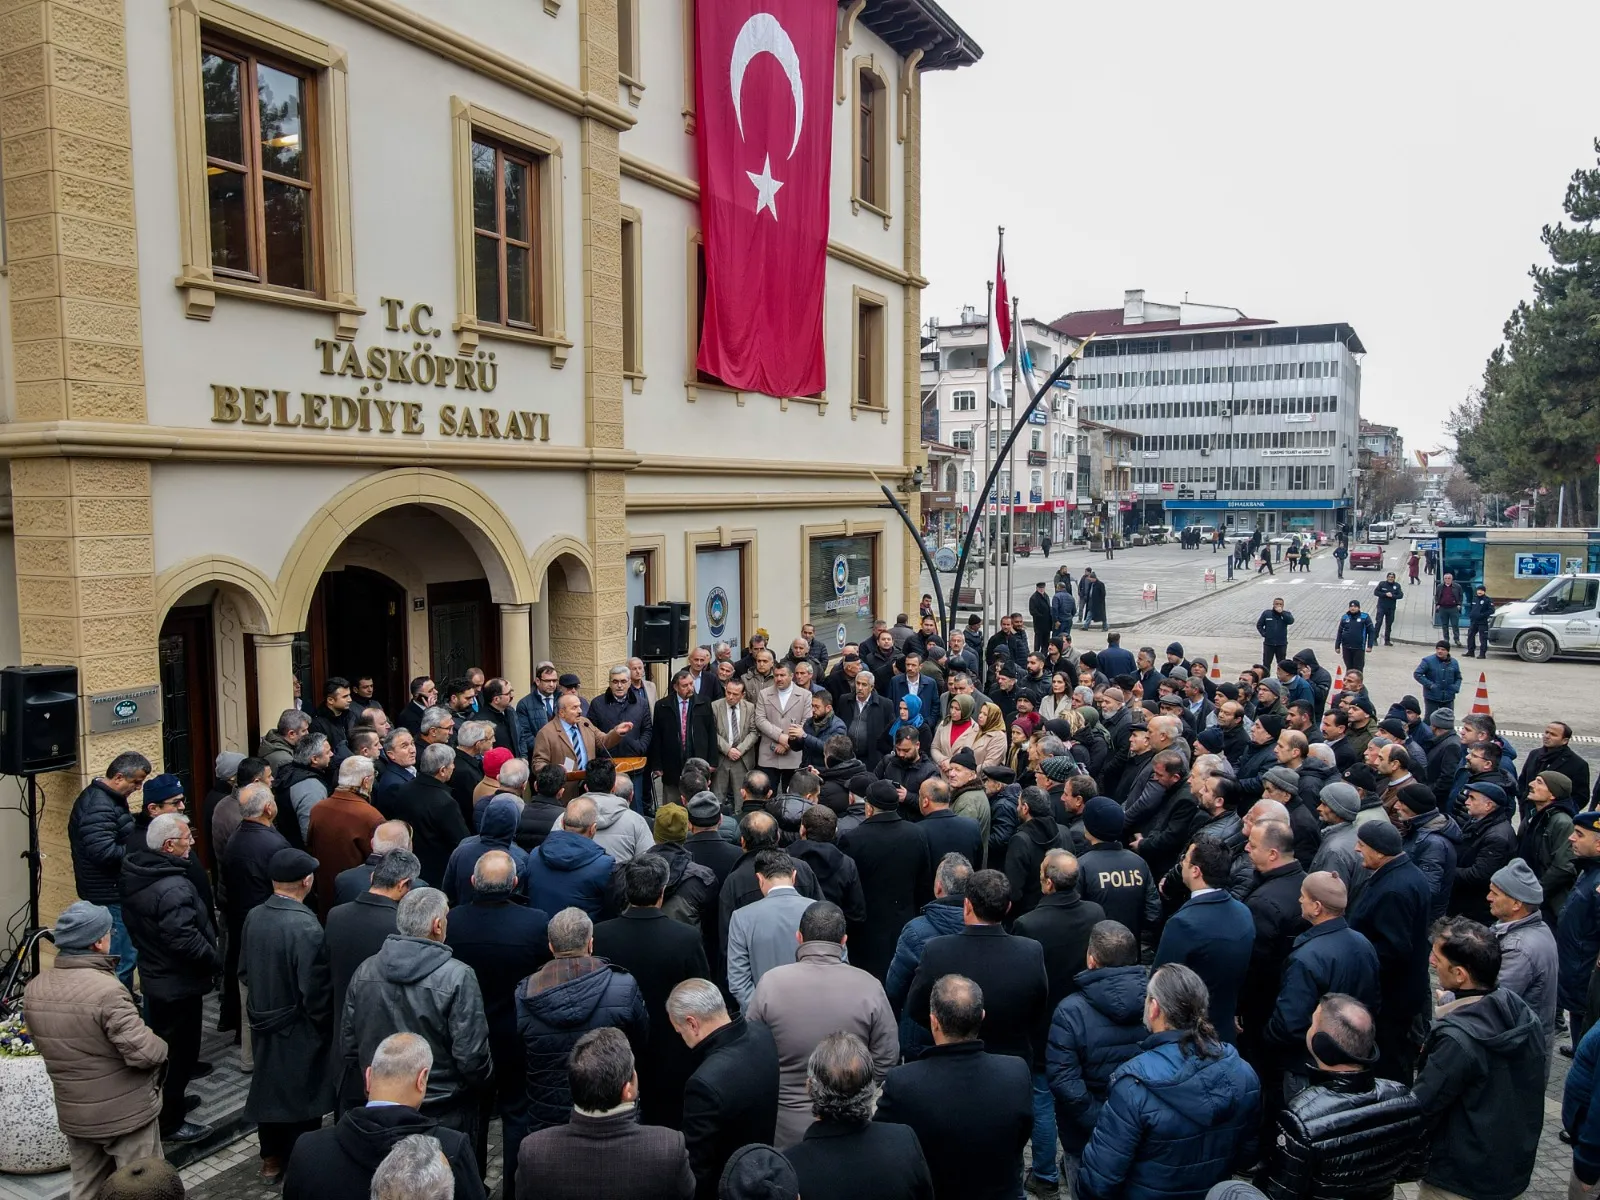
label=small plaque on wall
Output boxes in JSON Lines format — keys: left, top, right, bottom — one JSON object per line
{"left": 88, "top": 685, "right": 161, "bottom": 734}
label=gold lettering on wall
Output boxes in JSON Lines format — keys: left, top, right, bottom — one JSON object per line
{"left": 208, "top": 298, "right": 549, "bottom": 441}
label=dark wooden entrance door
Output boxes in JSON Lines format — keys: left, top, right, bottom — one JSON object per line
{"left": 158, "top": 605, "right": 218, "bottom": 866}
{"left": 428, "top": 579, "right": 500, "bottom": 686}
{"left": 310, "top": 567, "right": 409, "bottom": 714}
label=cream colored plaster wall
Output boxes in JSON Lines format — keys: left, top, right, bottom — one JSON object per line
{"left": 456, "top": 467, "right": 589, "bottom": 561}
{"left": 126, "top": 0, "right": 589, "bottom": 442}
{"left": 828, "top": 25, "right": 900, "bottom": 266}
{"left": 150, "top": 462, "right": 365, "bottom": 579}
{"left": 619, "top": 178, "right": 906, "bottom": 463}
{"left": 385, "top": 0, "right": 575, "bottom": 84}
{"left": 621, "top": 0, "right": 693, "bottom": 178}
{"left": 625, "top": 504, "right": 902, "bottom": 647}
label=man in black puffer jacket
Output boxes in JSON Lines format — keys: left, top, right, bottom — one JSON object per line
{"left": 1159, "top": 775, "right": 1251, "bottom": 907}
{"left": 1450, "top": 781, "right": 1516, "bottom": 924}
{"left": 1045, "top": 920, "right": 1148, "bottom": 1193}
{"left": 68, "top": 751, "right": 150, "bottom": 989}
{"left": 787, "top": 805, "right": 867, "bottom": 924}
{"left": 1003, "top": 787, "right": 1073, "bottom": 918}
{"left": 1256, "top": 994, "right": 1426, "bottom": 1200}
{"left": 512, "top": 906, "right": 647, "bottom": 1147}
{"left": 285, "top": 1032, "right": 485, "bottom": 1200}
{"left": 817, "top": 740, "right": 868, "bottom": 814}
{"left": 119, "top": 812, "right": 221, "bottom": 1141}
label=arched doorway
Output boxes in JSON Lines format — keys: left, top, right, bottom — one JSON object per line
{"left": 307, "top": 566, "right": 408, "bottom": 715}
{"left": 267, "top": 468, "right": 538, "bottom": 726}
{"left": 292, "top": 503, "right": 515, "bottom": 714}
{"left": 154, "top": 569, "right": 274, "bottom": 868}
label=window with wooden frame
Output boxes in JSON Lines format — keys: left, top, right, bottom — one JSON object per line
{"left": 687, "top": 234, "right": 730, "bottom": 393}
{"left": 853, "top": 285, "right": 887, "bottom": 415}
{"left": 617, "top": 0, "right": 643, "bottom": 105}
{"left": 471, "top": 135, "right": 541, "bottom": 332}
{"left": 680, "top": 0, "right": 697, "bottom": 132}
{"left": 171, "top": 0, "right": 358, "bottom": 333}
{"left": 200, "top": 40, "right": 319, "bottom": 293}
{"left": 450, "top": 98, "right": 569, "bottom": 363}
{"left": 853, "top": 60, "right": 890, "bottom": 221}
{"left": 621, "top": 206, "right": 643, "bottom": 389}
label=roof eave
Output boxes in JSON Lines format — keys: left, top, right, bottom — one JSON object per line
{"left": 854, "top": 0, "right": 983, "bottom": 72}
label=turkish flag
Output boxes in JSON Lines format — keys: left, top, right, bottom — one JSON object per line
{"left": 695, "top": 0, "right": 834, "bottom": 397}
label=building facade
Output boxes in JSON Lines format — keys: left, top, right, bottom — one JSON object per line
{"left": 1359, "top": 420, "right": 1404, "bottom": 472}
{"left": 1078, "top": 418, "right": 1135, "bottom": 541}
{"left": 920, "top": 311, "right": 1082, "bottom": 546}
{"left": 1060, "top": 290, "right": 1364, "bottom": 536}
{"left": 0, "top": 0, "right": 977, "bottom": 920}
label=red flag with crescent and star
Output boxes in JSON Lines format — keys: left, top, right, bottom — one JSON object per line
{"left": 695, "top": 0, "right": 834, "bottom": 397}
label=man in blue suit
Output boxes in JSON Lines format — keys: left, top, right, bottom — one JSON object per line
{"left": 1153, "top": 835, "right": 1255, "bottom": 1044}
{"left": 1096, "top": 633, "right": 1137, "bottom": 679}
{"left": 1263, "top": 871, "right": 1380, "bottom": 1080}
{"left": 515, "top": 661, "right": 562, "bottom": 756}
{"left": 889, "top": 651, "right": 940, "bottom": 718}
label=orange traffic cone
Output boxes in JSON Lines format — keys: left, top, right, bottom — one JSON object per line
{"left": 1333, "top": 661, "right": 1345, "bottom": 691}
{"left": 1470, "top": 673, "right": 1491, "bottom": 716}
{"left": 1211, "top": 654, "right": 1221, "bottom": 680}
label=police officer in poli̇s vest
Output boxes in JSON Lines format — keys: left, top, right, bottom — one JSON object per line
{"left": 1076, "top": 797, "right": 1161, "bottom": 948}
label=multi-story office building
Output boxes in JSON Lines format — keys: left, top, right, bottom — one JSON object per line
{"left": 1058, "top": 290, "right": 1365, "bottom": 536}
{"left": 921, "top": 312, "right": 1081, "bottom": 544}
{"left": 0, "top": 0, "right": 977, "bottom": 921}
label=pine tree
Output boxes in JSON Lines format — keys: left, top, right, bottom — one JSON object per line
{"left": 1455, "top": 138, "right": 1600, "bottom": 522}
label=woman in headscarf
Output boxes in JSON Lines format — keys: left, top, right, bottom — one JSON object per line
{"left": 931, "top": 692, "right": 978, "bottom": 769}
{"left": 1073, "top": 704, "right": 1111, "bottom": 778}
{"left": 974, "top": 701, "right": 1008, "bottom": 768}
{"left": 888, "top": 693, "right": 933, "bottom": 757}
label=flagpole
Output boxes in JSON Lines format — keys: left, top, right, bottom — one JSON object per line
{"left": 1007, "top": 294, "right": 1020, "bottom": 626}
{"left": 983, "top": 279, "right": 996, "bottom": 647}
{"left": 991, "top": 228, "right": 1006, "bottom": 647}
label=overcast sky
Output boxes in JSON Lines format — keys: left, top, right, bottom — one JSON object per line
{"left": 919, "top": 0, "right": 1600, "bottom": 451}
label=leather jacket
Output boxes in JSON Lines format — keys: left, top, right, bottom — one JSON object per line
{"left": 1266, "top": 1070, "right": 1427, "bottom": 1200}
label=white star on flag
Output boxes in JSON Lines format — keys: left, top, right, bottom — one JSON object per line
{"left": 747, "top": 154, "right": 783, "bottom": 219}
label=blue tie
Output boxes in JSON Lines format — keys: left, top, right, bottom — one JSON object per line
{"left": 566, "top": 723, "right": 586, "bottom": 769}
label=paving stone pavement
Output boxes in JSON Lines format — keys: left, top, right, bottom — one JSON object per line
{"left": 919, "top": 540, "right": 1251, "bottom": 634}
{"left": 180, "top": 1122, "right": 506, "bottom": 1200}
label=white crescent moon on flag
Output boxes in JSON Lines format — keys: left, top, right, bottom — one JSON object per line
{"left": 729, "top": 13, "right": 805, "bottom": 159}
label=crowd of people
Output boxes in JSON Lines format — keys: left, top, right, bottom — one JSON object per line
{"left": 22, "top": 605, "right": 1600, "bottom": 1200}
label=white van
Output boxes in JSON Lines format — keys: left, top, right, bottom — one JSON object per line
{"left": 1487, "top": 573, "right": 1600, "bottom": 662}
{"left": 1368, "top": 521, "right": 1396, "bottom": 544}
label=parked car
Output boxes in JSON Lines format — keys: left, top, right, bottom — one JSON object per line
{"left": 1488, "top": 573, "right": 1600, "bottom": 663}
{"left": 1349, "top": 544, "right": 1384, "bottom": 570}
{"left": 1013, "top": 538, "right": 1034, "bottom": 557}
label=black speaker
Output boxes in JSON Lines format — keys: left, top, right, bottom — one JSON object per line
{"left": 0, "top": 665, "right": 80, "bottom": 775}
{"left": 667, "top": 601, "right": 691, "bottom": 657}
{"left": 633, "top": 603, "right": 694, "bottom": 660}
{"left": 632, "top": 605, "right": 674, "bottom": 661}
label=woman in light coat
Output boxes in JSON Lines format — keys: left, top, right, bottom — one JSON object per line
{"left": 1037, "top": 672, "right": 1075, "bottom": 721}
{"left": 931, "top": 693, "right": 978, "bottom": 769}
{"left": 973, "top": 702, "right": 1009, "bottom": 768}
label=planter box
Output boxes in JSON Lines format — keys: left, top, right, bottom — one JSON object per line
{"left": 0, "top": 1055, "right": 70, "bottom": 1173}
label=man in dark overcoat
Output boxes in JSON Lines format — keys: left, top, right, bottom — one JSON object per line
{"left": 240, "top": 847, "right": 334, "bottom": 1182}
{"left": 839, "top": 780, "right": 933, "bottom": 981}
